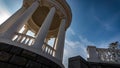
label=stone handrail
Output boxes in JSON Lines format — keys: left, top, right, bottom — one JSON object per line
{"left": 0, "top": 37, "right": 64, "bottom": 68}
{"left": 42, "top": 43, "right": 55, "bottom": 57}
{"left": 96, "top": 48, "right": 120, "bottom": 63}
{"left": 12, "top": 32, "right": 35, "bottom": 46}
{"left": 12, "top": 32, "right": 56, "bottom": 57}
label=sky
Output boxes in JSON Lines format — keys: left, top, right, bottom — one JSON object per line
{"left": 0, "top": 0, "right": 120, "bottom": 68}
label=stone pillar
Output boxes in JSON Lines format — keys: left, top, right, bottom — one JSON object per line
{"left": 0, "top": 6, "right": 26, "bottom": 33}
{"left": 2, "top": 1, "right": 39, "bottom": 39}
{"left": 53, "top": 38, "right": 57, "bottom": 49}
{"left": 22, "top": 26, "right": 29, "bottom": 34}
{"left": 33, "top": 7, "right": 56, "bottom": 49}
{"left": 55, "top": 19, "right": 66, "bottom": 61}
{"left": 87, "top": 46, "right": 100, "bottom": 62}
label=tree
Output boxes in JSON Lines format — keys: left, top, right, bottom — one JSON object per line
{"left": 109, "top": 41, "right": 119, "bottom": 49}
{"left": 108, "top": 41, "right": 120, "bottom": 62}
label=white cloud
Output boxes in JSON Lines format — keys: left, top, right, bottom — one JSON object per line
{"left": 63, "top": 39, "right": 87, "bottom": 68}
{"left": 98, "top": 33, "right": 120, "bottom": 48}
{"left": 79, "top": 35, "right": 94, "bottom": 46}
{"left": 0, "top": 1, "right": 11, "bottom": 25}
{"left": 67, "top": 28, "right": 76, "bottom": 35}
{"left": 93, "top": 10, "right": 120, "bottom": 31}
{"left": 63, "top": 28, "right": 95, "bottom": 68}
{"left": 67, "top": 28, "right": 76, "bottom": 36}
{"left": 63, "top": 30, "right": 120, "bottom": 68}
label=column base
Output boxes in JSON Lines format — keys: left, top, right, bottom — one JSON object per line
{"left": 0, "top": 42, "right": 63, "bottom": 68}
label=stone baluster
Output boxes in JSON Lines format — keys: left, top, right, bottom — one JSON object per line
{"left": 26, "top": 38, "right": 30, "bottom": 45}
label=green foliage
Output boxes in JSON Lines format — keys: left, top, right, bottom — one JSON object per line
{"left": 109, "top": 41, "right": 120, "bottom": 49}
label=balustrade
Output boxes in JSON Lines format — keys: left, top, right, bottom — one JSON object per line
{"left": 12, "top": 32, "right": 35, "bottom": 46}
{"left": 12, "top": 32, "right": 56, "bottom": 57}
{"left": 42, "top": 43, "right": 55, "bottom": 57}
{"left": 96, "top": 48, "right": 120, "bottom": 63}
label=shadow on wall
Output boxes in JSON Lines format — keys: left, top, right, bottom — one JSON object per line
{"left": 68, "top": 56, "right": 120, "bottom": 68}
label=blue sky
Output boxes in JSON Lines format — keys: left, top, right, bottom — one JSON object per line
{"left": 0, "top": 0, "right": 120, "bottom": 68}
{"left": 64, "top": 0, "right": 120, "bottom": 67}
{"left": 0, "top": 0, "right": 22, "bottom": 24}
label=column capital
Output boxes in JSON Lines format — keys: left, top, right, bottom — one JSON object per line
{"left": 23, "top": 0, "right": 40, "bottom": 9}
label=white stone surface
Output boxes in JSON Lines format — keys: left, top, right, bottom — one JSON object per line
{"left": 33, "top": 7, "right": 56, "bottom": 49}
{"left": 0, "top": 7, "right": 26, "bottom": 33}
{"left": 55, "top": 19, "right": 66, "bottom": 61}
{"left": 87, "top": 46, "right": 100, "bottom": 62}
{"left": 2, "top": 1, "right": 39, "bottom": 39}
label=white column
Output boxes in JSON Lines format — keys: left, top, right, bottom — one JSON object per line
{"left": 22, "top": 26, "right": 29, "bottom": 34}
{"left": 0, "top": 6, "right": 26, "bottom": 33}
{"left": 53, "top": 38, "right": 57, "bottom": 49}
{"left": 33, "top": 7, "right": 56, "bottom": 49}
{"left": 55, "top": 19, "right": 66, "bottom": 61}
{"left": 2, "top": 1, "right": 39, "bottom": 39}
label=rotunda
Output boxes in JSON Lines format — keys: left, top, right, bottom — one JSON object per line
{"left": 0, "top": 0, "right": 72, "bottom": 68}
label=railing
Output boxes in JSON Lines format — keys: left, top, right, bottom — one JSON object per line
{"left": 12, "top": 33, "right": 56, "bottom": 57}
{"left": 42, "top": 43, "right": 55, "bottom": 57}
{"left": 1, "top": 32, "right": 64, "bottom": 67}
{"left": 12, "top": 33, "right": 35, "bottom": 46}
{"left": 96, "top": 48, "right": 120, "bottom": 63}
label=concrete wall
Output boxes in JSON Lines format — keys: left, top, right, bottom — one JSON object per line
{"left": 0, "top": 42, "right": 61, "bottom": 68}
{"left": 69, "top": 56, "right": 120, "bottom": 68}
{"left": 69, "top": 56, "right": 88, "bottom": 68}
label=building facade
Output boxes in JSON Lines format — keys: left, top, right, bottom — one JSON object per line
{"left": 69, "top": 56, "right": 120, "bottom": 68}
{"left": 0, "top": 0, "right": 72, "bottom": 68}
{"left": 69, "top": 45, "right": 120, "bottom": 68}
{"left": 87, "top": 46, "right": 120, "bottom": 64}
